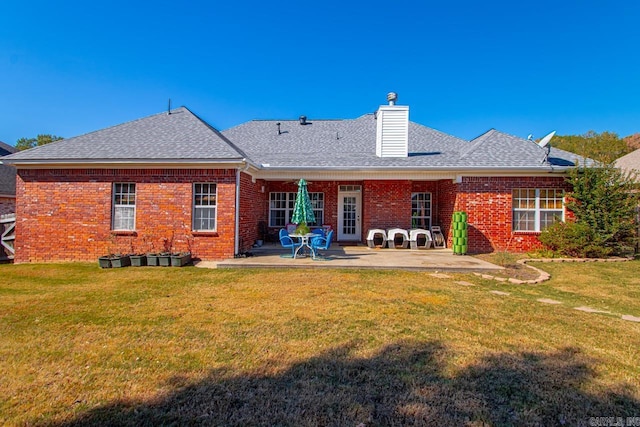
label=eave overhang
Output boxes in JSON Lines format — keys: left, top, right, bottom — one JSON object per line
{"left": 2, "top": 158, "right": 248, "bottom": 170}
{"left": 249, "top": 165, "right": 573, "bottom": 181}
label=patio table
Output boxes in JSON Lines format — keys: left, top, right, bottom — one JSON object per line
{"left": 289, "top": 233, "right": 317, "bottom": 259}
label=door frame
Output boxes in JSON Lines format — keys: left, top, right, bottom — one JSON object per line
{"left": 337, "top": 187, "right": 362, "bottom": 241}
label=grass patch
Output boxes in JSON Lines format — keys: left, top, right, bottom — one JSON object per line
{"left": 1, "top": 262, "right": 639, "bottom": 425}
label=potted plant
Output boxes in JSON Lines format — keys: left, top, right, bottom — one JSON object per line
{"left": 144, "top": 236, "right": 160, "bottom": 266}
{"left": 170, "top": 252, "right": 192, "bottom": 267}
{"left": 109, "top": 253, "right": 131, "bottom": 268}
{"left": 98, "top": 256, "right": 111, "bottom": 268}
{"left": 158, "top": 232, "right": 175, "bottom": 266}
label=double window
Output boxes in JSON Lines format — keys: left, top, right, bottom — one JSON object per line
{"left": 411, "top": 192, "right": 432, "bottom": 229}
{"left": 512, "top": 188, "right": 564, "bottom": 232}
{"left": 112, "top": 183, "right": 136, "bottom": 231}
{"left": 193, "top": 183, "right": 217, "bottom": 231}
{"left": 269, "top": 192, "right": 324, "bottom": 227}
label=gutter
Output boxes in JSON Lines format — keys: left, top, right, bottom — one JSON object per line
{"left": 0, "top": 158, "right": 248, "bottom": 169}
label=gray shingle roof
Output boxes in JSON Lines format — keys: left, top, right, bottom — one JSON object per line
{"left": 2, "top": 107, "right": 246, "bottom": 163}
{"left": 2, "top": 106, "right": 582, "bottom": 172}
{"left": 222, "top": 115, "right": 580, "bottom": 170}
{"left": 0, "top": 141, "right": 17, "bottom": 157}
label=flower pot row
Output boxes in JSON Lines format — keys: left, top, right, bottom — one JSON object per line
{"left": 98, "top": 253, "right": 192, "bottom": 268}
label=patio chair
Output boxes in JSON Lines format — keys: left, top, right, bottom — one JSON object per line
{"left": 311, "top": 228, "right": 324, "bottom": 237}
{"left": 311, "top": 230, "right": 334, "bottom": 259}
{"left": 279, "top": 228, "right": 302, "bottom": 257}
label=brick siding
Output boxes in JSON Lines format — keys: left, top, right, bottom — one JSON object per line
{"left": 14, "top": 171, "right": 571, "bottom": 263}
{"left": 15, "top": 169, "right": 237, "bottom": 263}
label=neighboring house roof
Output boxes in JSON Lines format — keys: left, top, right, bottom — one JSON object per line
{"left": 1, "top": 107, "right": 246, "bottom": 165}
{"left": 0, "top": 141, "right": 17, "bottom": 157}
{"left": 615, "top": 148, "right": 640, "bottom": 180}
{"left": 2, "top": 105, "right": 582, "bottom": 175}
{"left": 0, "top": 141, "right": 17, "bottom": 197}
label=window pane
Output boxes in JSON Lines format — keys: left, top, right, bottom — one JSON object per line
{"left": 112, "top": 183, "right": 135, "bottom": 230}
{"left": 513, "top": 210, "right": 535, "bottom": 231}
{"left": 193, "top": 183, "right": 217, "bottom": 230}
{"left": 114, "top": 206, "right": 135, "bottom": 230}
{"left": 540, "top": 210, "right": 563, "bottom": 230}
{"left": 194, "top": 207, "right": 216, "bottom": 231}
{"left": 411, "top": 193, "right": 432, "bottom": 229}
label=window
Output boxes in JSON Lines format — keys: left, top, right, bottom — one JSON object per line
{"left": 193, "top": 183, "right": 217, "bottom": 231}
{"left": 269, "top": 192, "right": 324, "bottom": 227}
{"left": 411, "top": 193, "right": 432, "bottom": 229}
{"left": 512, "top": 188, "right": 564, "bottom": 232}
{"left": 112, "top": 183, "right": 136, "bottom": 230}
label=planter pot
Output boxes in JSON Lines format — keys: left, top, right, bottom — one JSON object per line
{"left": 110, "top": 255, "right": 131, "bottom": 268}
{"left": 130, "top": 255, "right": 147, "bottom": 267}
{"left": 146, "top": 254, "right": 159, "bottom": 266}
{"left": 98, "top": 256, "right": 111, "bottom": 268}
{"left": 158, "top": 254, "right": 172, "bottom": 267}
{"left": 171, "top": 253, "right": 192, "bottom": 267}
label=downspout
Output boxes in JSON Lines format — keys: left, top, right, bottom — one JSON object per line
{"left": 235, "top": 160, "right": 250, "bottom": 256}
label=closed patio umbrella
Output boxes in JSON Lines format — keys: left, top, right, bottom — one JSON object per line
{"left": 291, "top": 179, "right": 316, "bottom": 226}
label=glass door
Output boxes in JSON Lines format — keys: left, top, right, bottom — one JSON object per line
{"left": 338, "top": 187, "right": 361, "bottom": 241}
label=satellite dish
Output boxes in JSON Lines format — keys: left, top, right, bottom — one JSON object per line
{"left": 527, "top": 134, "right": 533, "bottom": 141}
{"left": 538, "top": 130, "right": 556, "bottom": 148}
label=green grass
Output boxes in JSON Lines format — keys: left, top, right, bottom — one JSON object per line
{"left": 1, "top": 262, "right": 639, "bottom": 426}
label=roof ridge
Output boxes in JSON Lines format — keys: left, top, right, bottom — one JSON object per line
{"left": 186, "top": 107, "right": 249, "bottom": 160}
{"left": 459, "top": 129, "right": 497, "bottom": 159}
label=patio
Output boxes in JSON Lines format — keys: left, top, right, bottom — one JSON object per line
{"left": 203, "top": 244, "right": 504, "bottom": 272}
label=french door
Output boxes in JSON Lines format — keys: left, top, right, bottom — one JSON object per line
{"left": 338, "top": 186, "right": 361, "bottom": 241}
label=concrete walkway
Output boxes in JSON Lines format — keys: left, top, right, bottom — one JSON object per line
{"left": 200, "top": 244, "right": 503, "bottom": 272}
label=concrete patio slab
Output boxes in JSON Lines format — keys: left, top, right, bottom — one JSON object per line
{"left": 211, "top": 245, "right": 503, "bottom": 272}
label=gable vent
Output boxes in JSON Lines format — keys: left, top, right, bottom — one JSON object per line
{"left": 376, "top": 94, "right": 409, "bottom": 157}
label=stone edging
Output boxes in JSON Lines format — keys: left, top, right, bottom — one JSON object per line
{"left": 473, "top": 257, "right": 633, "bottom": 285}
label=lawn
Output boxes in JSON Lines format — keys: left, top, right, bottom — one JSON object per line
{"left": 1, "top": 262, "right": 639, "bottom": 426}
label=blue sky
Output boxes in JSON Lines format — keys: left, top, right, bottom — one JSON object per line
{"left": 1, "top": 0, "right": 639, "bottom": 146}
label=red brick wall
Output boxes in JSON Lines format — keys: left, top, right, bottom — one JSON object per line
{"left": 261, "top": 177, "right": 570, "bottom": 253}
{"left": 15, "top": 168, "right": 237, "bottom": 263}
{"left": 363, "top": 180, "right": 412, "bottom": 231}
{"left": 238, "top": 173, "right": 267, "bottom": 252}
{"left": 0, "top": 197, "right": 15, "bottom": 216}
{"left": 443, "top": 176, "right": 572, "bottom": 253}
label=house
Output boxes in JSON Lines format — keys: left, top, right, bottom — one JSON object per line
{"left": 615, "top": 148, "right": 640, "bottom": 181}
{"left": 1, "top": 94, "right": 582, "bottom": 263}
{"left": 0, "top": 141, "right": 17, "bottom": 216}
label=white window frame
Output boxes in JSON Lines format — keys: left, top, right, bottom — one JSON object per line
{"left": 512, "top": 188, "right": 564, "bottom": 232}
{"left": 411, "top": 192, "right": 432, "bottom": 229}
{"left": 193, "top": 183, "right": 217, "bottom": 231}
{"left": 112, "top": 183, "right": 136, "bottom": 231}
{"left": 269, "top": 192, "right": 324, "bottom": 227}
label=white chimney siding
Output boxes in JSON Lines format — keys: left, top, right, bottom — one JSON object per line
{"left": 376, "top": 105, "right": 409, "bottom": 158}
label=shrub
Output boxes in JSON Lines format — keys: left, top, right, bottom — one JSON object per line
{"left": 539, "top": 163, "right": 638, "bottom": 257}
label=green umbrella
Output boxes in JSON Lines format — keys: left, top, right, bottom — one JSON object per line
{"left": 291, "top": 179, "right": 316, "bottom": 226}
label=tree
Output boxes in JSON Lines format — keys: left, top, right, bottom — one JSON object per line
{"left": 15, "top": 134, "right": 63, "bottom": 151}
{"left": 552, "top": 131, "right": 630, "bottom": 163}
{"left": 539, "top": 162, "right": 639, "bottom": 257}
